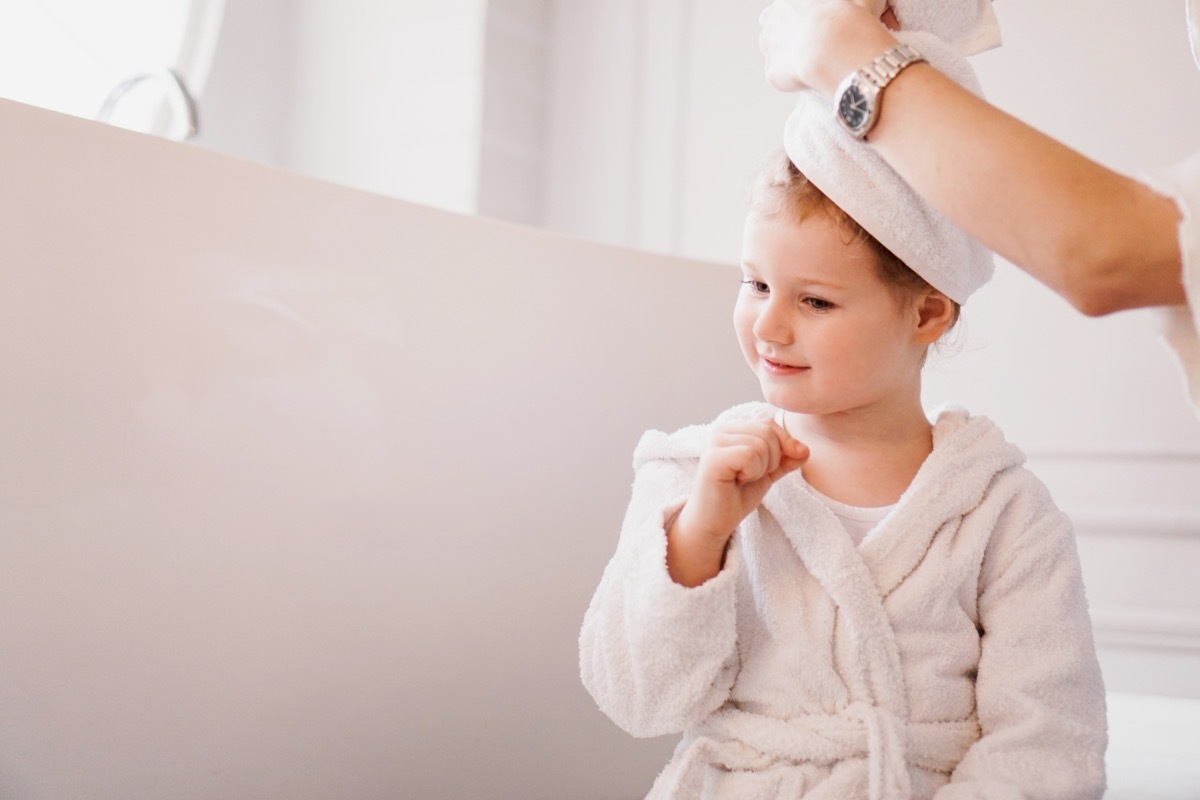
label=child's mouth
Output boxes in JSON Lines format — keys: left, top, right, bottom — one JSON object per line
{"left": 763, "top": 357, "right": 808, "bottom": 374}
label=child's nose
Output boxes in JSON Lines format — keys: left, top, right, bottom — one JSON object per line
{"left": 752, "top": 298, "right": 793, "bottom": 344}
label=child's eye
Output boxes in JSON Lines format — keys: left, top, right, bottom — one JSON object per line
{"left": 741, "top": 279, "right": 769, "bottom": 294}
{"left": 803, "top": 297, "right": 834, "bottom": 312}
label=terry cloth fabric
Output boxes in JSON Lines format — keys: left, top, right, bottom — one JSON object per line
{"left": 783, "top": 28, "right": 995, "bottom": 304}
{"left": 1139, "top": 151, "right": 1200, "bottom": 416}
{"left": 890, "top": 0, "right": 1001, "bottom": 57}
{"left": 579, "top": 401, "right": 1107, "bottom": 799}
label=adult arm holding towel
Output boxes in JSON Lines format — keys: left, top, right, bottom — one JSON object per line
{"left": 759, "top": 0, "right": 1200, "bottom": 409}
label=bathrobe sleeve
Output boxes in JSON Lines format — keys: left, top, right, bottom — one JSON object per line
{"left": 1140, "top": 151, "right": 1200, "bottom": 417}
{"left": 935, "top": 472, "right": 1107, "bottom": 799}
{"left": 578, "top": 433, "right": 742, "bottom": 738}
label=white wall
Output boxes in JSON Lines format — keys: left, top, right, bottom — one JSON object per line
{"left": 190, "top": 0, "right": 292, "bottom": 170}
{"left": 478, "top": 0, "right": 552, "bottom": 225}
{"left": 543, "top": 0, "right": 795, "bottom": 258}
{"left": 194, "top": 0, "right": 549, "bottom": 222}
{"left": 287, "top": 0, "right": 487, "bottom": 211}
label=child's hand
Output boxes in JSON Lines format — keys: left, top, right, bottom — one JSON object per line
{"left": 667, "top": 420, "right": 808, "bottom": 586}
{"left": 685, "top": 419, "right": 810, "bottom": 538}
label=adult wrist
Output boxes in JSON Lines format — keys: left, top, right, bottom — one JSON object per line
{"left": 812, "top": 6, "right": 901, "bottom": 96}
{"left": 833, "top": 42, "right": 925, "bottom": 139}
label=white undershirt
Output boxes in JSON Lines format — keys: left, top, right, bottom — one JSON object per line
{"left": 806, "top": 485, "right": 894, "bottom": 546}
{"left": 772, "top": 408, "right": 895, "bottom": 544}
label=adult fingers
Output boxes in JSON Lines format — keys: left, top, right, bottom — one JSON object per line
{"left": 880, "top": 3, "right": 899, "bottom": 30}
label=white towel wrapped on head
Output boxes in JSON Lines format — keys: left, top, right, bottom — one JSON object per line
{"left": 783, "top": 14, "right": 997, "bottom": 304}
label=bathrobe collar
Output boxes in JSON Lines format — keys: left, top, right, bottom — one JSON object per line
{"left": 641, "top": 401, "right": 1026, "bottom": 713}
{"left": 756, "top": 404, "right": 1023, "bottom": 712}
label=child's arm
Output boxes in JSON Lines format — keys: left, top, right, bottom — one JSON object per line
{"left": 934, "top": 481, "right": 1107, "bottom": 798}
{"left": 579, "top": 421, "right": 806, "bottom": 737}
{"left": 668, "top": 419, "right": 808, "bottom": 586}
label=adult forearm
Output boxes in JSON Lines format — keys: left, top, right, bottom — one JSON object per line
{"left": 761, "top": 0, "right": 1186, "bottom": 313}
{"left": 868, "top": 65, "right": 1185, "bottom": 314}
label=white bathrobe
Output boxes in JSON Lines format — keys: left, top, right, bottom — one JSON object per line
{"left": 580, "top": 403, "right": 1106, "bottom": 799}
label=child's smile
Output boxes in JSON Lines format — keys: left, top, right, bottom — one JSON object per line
{"left": 759, "top": 354, "right": 809, "bottom": 375}
{"left": 735, "top": 211, "right": 928, "bottom": 419}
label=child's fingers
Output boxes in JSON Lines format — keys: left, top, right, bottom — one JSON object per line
{"left": 761, "top": 421, "right": 807, "bottom": 482}
{"left": 727, "top": 440, "right": 777, "bottom": 485}
{"left": 769, "top": 453, "right": 807, "bottom": 483}
{"left": 689, "top": 420, "right": 807, "bottom": 535}
{"left": 705, "top": 419, "right": 810, "bottom": 486}
{"left": 702, "top": 430, "right": 771, "bottom": 483}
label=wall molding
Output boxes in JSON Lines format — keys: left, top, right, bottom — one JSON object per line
{"left": 1091, "top": 606, "right": 1200, "bottom": 653}
{"left": 1019, "top": 451, "right": 1200, "bottom": 693}
{"left": 1072, "top": 513, "right": 1200, "bottom": 541}
{"left": 1025, "top": 451, "right": 1200, "bottom": 538}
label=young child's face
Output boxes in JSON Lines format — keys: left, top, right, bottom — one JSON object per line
{"left": 735, "top": 211, "right": 928, "bottom": 417}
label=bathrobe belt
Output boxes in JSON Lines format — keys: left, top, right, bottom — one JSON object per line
{"left": 667, "top": 703, "right": 979, "bottom": 800}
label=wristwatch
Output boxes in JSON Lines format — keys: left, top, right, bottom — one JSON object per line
{"left": 834, "top": 43, "right": 925, "bottom": 140}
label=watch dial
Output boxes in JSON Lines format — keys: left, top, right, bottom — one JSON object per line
{"left": 839, "top": 85, "right": 869, "bottom": 130}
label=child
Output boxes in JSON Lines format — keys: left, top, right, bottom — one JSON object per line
{"left": 578, "top": 145, "right": 1107, "bottom": 798}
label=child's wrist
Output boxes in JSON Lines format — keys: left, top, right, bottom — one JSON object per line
{"left": 666, "top": 510, "right": 731, "bottom": 588}
{"left": 669, "top": 503, "right": 733, "bottom": 553}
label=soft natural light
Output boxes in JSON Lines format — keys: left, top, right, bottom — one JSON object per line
{"left": 0, "top": 0, "right": 223, "bottom": 139}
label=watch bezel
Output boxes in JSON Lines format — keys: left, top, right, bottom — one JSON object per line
{"left": 833, "top": 43, "right": 925, "bottom": 140}
{"left": 835, "top": 72, "right": 880, "bottom": 139}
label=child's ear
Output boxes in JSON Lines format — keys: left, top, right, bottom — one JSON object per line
{"left": 913, "top": 290, "right": 956, "bottom": 343}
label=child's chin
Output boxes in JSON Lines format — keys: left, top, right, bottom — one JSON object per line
{"left": 759, "top": 389, "right": 812, "bottom": 414}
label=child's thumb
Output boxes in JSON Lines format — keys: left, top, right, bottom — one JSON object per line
{"left": 772, "top": 443, "right": 808, "bottom": 482}
{"left": 785, "top": 437, "right": 810, "bottom": 462}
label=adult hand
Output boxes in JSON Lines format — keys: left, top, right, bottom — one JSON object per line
{"left": 759, "top": 0, "right": 898, "bottom": 96}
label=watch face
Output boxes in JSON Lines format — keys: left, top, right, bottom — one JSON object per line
{"left": 838, "top": 83, "right": 870, "bottom": 131}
